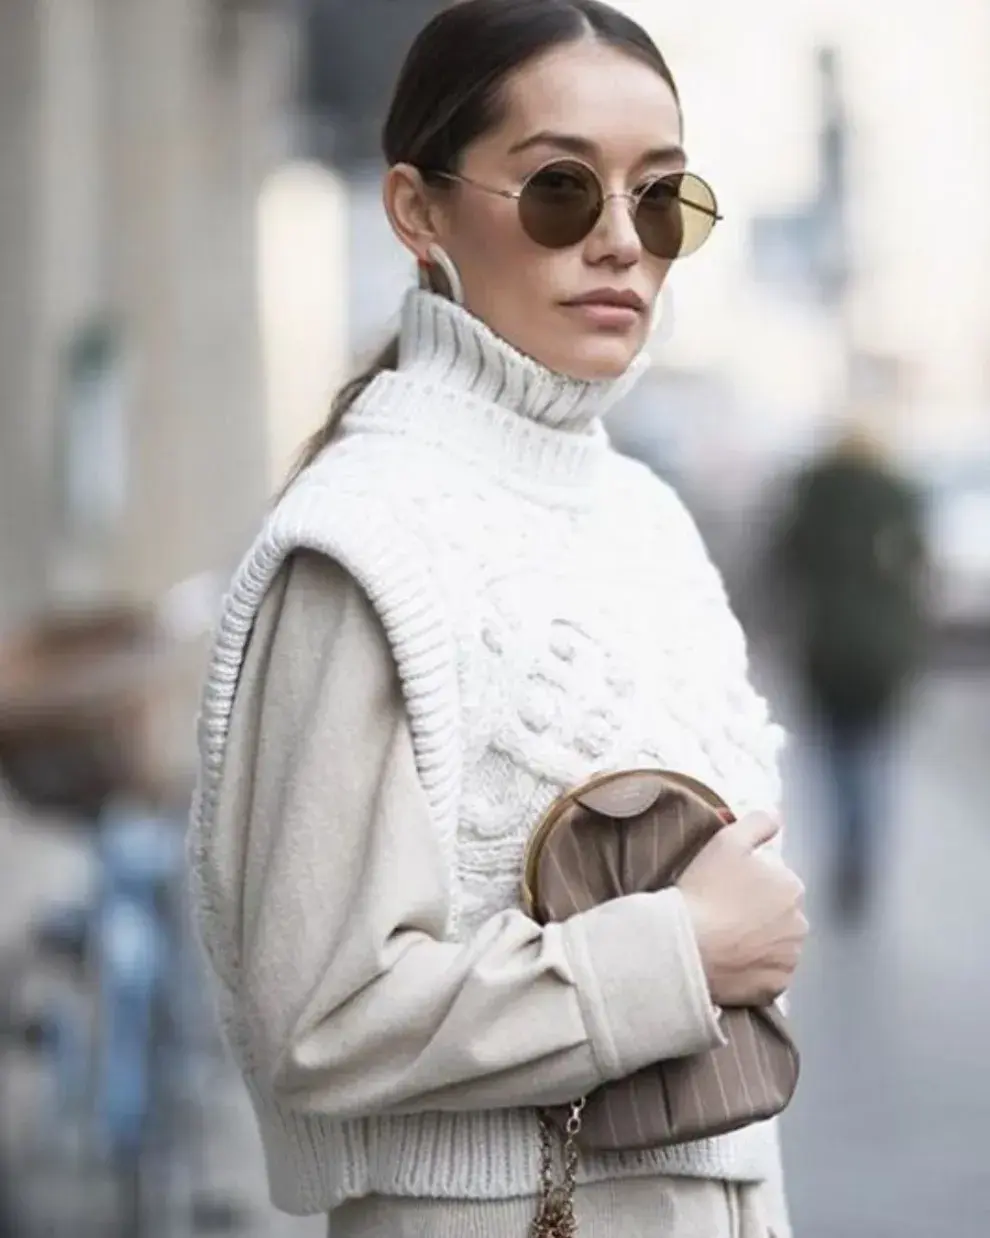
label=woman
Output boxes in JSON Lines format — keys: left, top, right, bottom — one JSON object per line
{"left": 190, "top": 2, "right": 807, "bottom": 1235}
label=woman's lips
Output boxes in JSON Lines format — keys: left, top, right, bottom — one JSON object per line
{"left": 562, "top": 289, "right": 646, "bottom": 330}
{"left": 562, "top": 301, "right": 643, "bottom": 330}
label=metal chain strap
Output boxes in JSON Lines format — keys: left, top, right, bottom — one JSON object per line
{"left": 529, "top": 1098, "right": 586, "bottom": 1238}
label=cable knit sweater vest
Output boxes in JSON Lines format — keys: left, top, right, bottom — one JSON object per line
{"left": 190, "top": 289, "right": 786, "bottom": 1215}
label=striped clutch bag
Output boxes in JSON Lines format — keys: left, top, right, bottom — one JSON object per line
{"left": 521, "top": 767, "right": 800, "bottom": 1156}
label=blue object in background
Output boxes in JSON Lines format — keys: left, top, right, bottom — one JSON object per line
{"left": 94, "top": 806, "right": 182, "bottom": 1159}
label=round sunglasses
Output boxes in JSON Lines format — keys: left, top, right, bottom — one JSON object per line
{"left": 426, "top": 158, "right": 722, "bottom": 260}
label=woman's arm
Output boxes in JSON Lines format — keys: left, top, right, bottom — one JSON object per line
{"left": 222, "top": 551, "right": 724, "bottom": 1121}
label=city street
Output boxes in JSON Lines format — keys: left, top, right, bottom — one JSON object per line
{"left": 770, "top": 655, "right": 990, "bottom": 1238}
{"left": 1, "top": 660, "right": 987, "bottom": 1237}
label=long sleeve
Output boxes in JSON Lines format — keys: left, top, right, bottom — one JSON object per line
{"left": 218, "top": 550, "right": 724, "bottom": 1123}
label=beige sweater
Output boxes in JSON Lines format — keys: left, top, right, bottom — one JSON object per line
{"left": 219, "top": 550, "right": 790, "bottom": 1237}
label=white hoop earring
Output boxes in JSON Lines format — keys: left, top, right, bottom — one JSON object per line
{"left": 425, "top": 243, "right": 465, "bottom": 307}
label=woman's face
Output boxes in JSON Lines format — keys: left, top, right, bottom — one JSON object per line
{"left": 392, "top": 39, "right": 686, "bottom": 381}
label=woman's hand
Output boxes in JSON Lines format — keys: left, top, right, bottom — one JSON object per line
{"left": 676, "top": 812, "right": 808, "bottom": 1008}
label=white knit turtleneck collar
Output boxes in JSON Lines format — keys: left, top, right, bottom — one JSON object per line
{"left": 340, "top": 290, "right": 649, "bottom": 493}
{"left": 396, "top": 289, "right": 647, "bottom": 432}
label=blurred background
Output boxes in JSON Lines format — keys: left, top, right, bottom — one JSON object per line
{"left": 0, "top": 1, "right": 987, "bottom": 1235}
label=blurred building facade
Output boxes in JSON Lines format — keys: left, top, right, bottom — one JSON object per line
{"left": 301, "top": 0, "right": 443, "bottom": 166}
{"left": 0, "top": 0, "right": 295, "bottom": 628}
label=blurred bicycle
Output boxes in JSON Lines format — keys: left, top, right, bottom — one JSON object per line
{"left": 0, "top": 577, "right": 241, "bottom": 1237}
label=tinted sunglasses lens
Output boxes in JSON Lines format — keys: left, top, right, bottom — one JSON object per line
{"left": 636, "top": 171, "right": 718, "bottom": 259}
{"left": 518, "top": 161, "right": 602, "bottom": 249}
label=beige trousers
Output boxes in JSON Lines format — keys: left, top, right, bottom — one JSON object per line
{"left": 330, "top": 1176, "right": 779, "bottom": 1237}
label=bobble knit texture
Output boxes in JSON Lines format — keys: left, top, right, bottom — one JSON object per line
{"left": 189, "top": 290, "right": 787, "bottom": 1216}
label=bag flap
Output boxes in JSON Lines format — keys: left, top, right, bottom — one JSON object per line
{"left": 573, "top": 770, "right": 671, "bottom": 818}
{"left": 572, "top": 768, "right": 730, "bottom": 820}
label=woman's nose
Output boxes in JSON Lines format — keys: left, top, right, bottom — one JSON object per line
{"left": 586, "top": 194, "right": 642, "bottom": 266}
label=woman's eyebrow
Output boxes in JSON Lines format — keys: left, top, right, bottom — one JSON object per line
{"left": 507, "top": 130, "right": 686, "bottom": 169}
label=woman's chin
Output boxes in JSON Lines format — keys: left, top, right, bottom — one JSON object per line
{"left": 551, "top": 332, "right": 646, "bottom": 382}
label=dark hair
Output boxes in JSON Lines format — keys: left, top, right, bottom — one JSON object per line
{"left": 284, "top": 0, "right": 678, "bottom": 490}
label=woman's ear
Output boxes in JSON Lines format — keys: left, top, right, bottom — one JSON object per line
{"left": 383, "top": 164, "right": 440, "bottom": 261}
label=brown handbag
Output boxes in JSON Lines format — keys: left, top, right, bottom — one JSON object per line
{"left": 521, "top": 768, "right": 799, "bottom": 1236}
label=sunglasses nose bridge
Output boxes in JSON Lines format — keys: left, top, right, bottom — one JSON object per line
{"left": 590, "top": 191, "right": 644, "bottom": 253}
{"left": 601, "top": 189, "right": 639, "bottom": 214}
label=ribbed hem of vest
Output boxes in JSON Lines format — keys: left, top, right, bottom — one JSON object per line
{"left": 247, "top": 1081, "right": 776, "bottom": 1217}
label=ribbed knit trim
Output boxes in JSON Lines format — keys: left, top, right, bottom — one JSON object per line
{"left": 340, "top": 291, "right": 649, "bottom": 498}
{"left": 189, "top": 479, "right": 462, "bottom": 1003}
{"left": 396, "top": 289, "right": 647, "bottom": 428}
{"left": 344, "top": 370, "right": 612, "bottom": 498}
{"left": 247, "top": 1076, "right": 777, "bottom": 1216}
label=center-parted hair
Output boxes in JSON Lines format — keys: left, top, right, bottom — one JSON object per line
{"left": 284, "top": 0, "right": 677, "bottom": 490}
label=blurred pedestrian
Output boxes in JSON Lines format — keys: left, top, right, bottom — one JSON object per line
{"left": 774, "top": 423, "right": 927, "bottom": 920}
{"left": 189, "top": 2, "right": 806, "bottom": 1235}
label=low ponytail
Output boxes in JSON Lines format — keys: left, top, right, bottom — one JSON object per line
{"left": 279, "top": 334, "right": 400, "bottom": 498}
